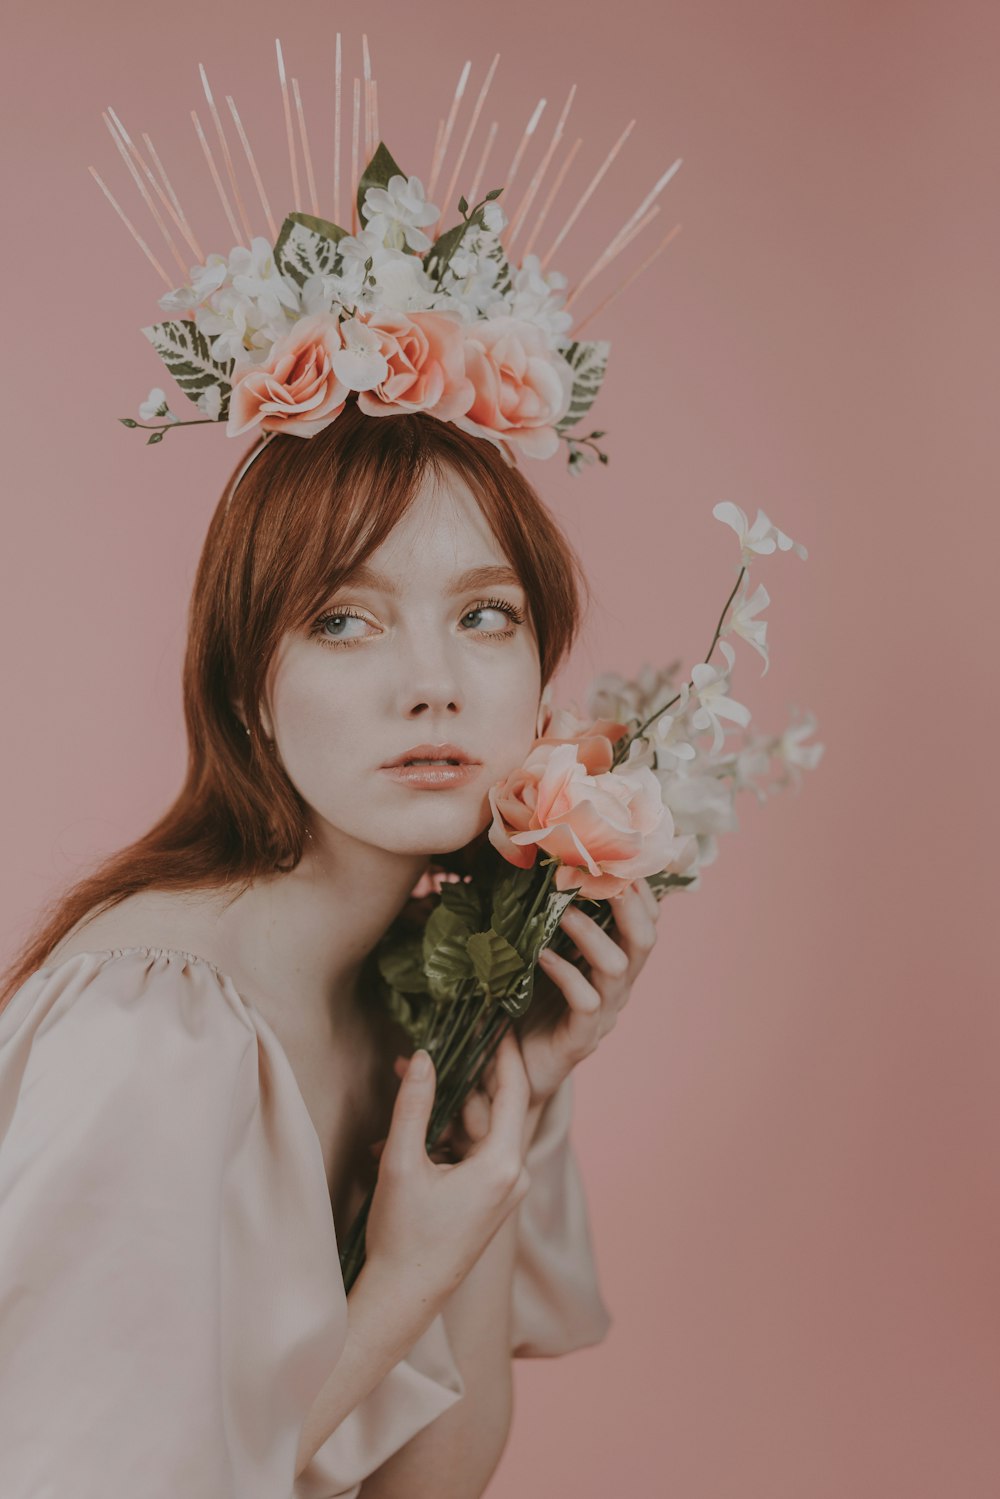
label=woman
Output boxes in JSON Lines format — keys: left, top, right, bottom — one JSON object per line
{"left": 0, "top": 403, "right": 662, "bottom": 1497}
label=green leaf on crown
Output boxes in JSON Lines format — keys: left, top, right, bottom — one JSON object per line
{"left": 423, "top": 190, "right": 505, "bottom": 286}
{"left": 273, "top": 213, "right": 345, "bottom": 288}
{"left": 356, "top": 141, "right": 407, "bottom": 225}
{"left": 422, "top": 903, "right": 475, "bottom": 1002}
{"left": 555, "top": 340, "right": 611, "bottom": 433}
{"left": 140, "top": 320, "right": 233, "bottom": 416}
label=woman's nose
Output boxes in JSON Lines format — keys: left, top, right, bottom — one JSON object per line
{"left": 398, "top": 639, "right": 464, "bottom": 718}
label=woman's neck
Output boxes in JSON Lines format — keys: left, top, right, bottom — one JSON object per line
{"left": 214, "top": 837, "right": 430, "bottom": 1027}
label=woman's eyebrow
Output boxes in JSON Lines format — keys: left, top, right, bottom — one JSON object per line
{"left": 340, "top": 563, "right": 523, "bottom": 596}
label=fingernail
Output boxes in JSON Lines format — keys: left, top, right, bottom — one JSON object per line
{"left": 538, "top": 948, "right": 555, "bottom": 964}
{"left": 409, "top": 1049, "right": 431, "bottom": 1079}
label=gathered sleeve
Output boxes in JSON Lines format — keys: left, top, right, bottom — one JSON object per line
{"left": 0, "top": 949, "right": 345, "bottom": 1499}
{"left": 511, "top": 1070, "right": 612, "bottom": 1357}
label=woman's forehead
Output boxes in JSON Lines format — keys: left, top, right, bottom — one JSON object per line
{"left": 350, "top": 476, "right": 515, "bottom": 584}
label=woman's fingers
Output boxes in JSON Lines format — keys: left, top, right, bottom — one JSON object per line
{"left": 475, "top": 1030, "right": 530, "bottom": 1167}
{"left": 537, "top": 945, "right": 601, "bottom": 1013}
{"left": 381, "top": 1049, "right": 436, "bottom": 1172}
{"left": 633, "top": 876, "right": 661, "bottom": 922}
{"left": 608, "top": 881, "right": 658, "bottom": 972}
{"left": 556, "top": 902, "right": 630, "bottom": 978}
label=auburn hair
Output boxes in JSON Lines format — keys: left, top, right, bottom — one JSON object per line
{"left": 0, "top": 404, "right": 590, "bottom": 1012}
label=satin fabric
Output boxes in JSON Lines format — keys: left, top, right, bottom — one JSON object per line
{"left": 0, "top": 947, "right": 611, "bottom": 1498}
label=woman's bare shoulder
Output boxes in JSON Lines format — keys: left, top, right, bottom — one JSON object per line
{"left": 44, "top": 888, "right": 237, "bottom": 971}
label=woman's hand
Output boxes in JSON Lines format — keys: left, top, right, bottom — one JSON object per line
{"left": 516, "top": 876, "right": 662, "bottom": 1109}
{"left": 364, "top": 1030, "right": 533, "bottom": 1319}
{"left": 371, "top": 877, "right": 662, "bottom": 1167}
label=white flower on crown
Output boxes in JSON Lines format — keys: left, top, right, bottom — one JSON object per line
{"left": 361, "top": 174, "right": 440, "bottom": 253}
{"left": 139, "top": 387, "right": 178, "bottom": 422}
{"left": 482, "top": 201, "right": 508, "bottom": 234}
{"left": 196, "top": 384, "right": 223, "bottom": 420}
{"left": 159, "top": 237, "right": 301, "bottom": 366}
{"left": 195, "top": 285, "right": 294, "bottom": 366}
{"left": 501, "top": 253, "right": 573, "bottom": 339}
{"left": 427, "top": 228, "right": 508, "bottom": 322}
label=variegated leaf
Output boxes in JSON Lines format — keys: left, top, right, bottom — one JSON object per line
{"left": 555, "top": 340, "right": 611, "bottom": 433}
{"left": 140, "top": 320, "right": 233, "bottom": 415}
{"left": 273, "top": 214, "right": 344, "bottom": 288}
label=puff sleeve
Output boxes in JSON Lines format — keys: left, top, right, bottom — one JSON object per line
{"left": 511, "top": 1070, "right": 612, "bottom": 1357}
{"left": 0, "top": 949, "right": 344, "bottom": 1499}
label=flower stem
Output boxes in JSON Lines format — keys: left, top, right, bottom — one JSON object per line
{"left": 611, "top": 565, "right": 747, "bottom": 767}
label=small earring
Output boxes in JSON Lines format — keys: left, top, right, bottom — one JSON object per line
{"left": 245, "top": 726, "right": 251, "bottom": 736}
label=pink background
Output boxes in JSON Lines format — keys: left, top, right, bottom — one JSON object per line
{"left": 2, "top": 1, "right": 997, "bottom": 1494}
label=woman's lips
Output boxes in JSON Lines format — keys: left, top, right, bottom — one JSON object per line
{"left": 379, "top": 762, "right": 482, "bottom": 790}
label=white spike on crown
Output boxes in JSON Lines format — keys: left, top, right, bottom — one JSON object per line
{"left": 94, "top": 34, "right": 683, "bottom": 486}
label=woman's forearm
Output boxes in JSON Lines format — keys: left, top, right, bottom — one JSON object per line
{"left": 295, "top": 1256, "right": 448, "bottom": 1478}
{"left": 356, "top": 1208, "right": 522, "bottom": 1499}
{"left": 355, "top": 1098, "right": 548, "bottom": 1498}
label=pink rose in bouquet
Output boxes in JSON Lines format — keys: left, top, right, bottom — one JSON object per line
{"left": 487, "top": 729, "right": 697, "bottom": 900}
{"left": 533, "top": 702, "right": 632, "bottom": 769}
{"left": 356, "top": 309, "right": 476, "bottom": 421}
{"left": 228, "top": 314, "right": 351, "bottom": 438}
{"left": 454, "top": 316, "right": 575, "bottom": 460}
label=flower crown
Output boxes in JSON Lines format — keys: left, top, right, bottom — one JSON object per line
{"left": 95, "top": 38, "right": 682, "bottom": 480}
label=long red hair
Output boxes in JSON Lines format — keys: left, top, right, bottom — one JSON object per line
{"left": 0, "top": 405, "right": 589, "bottom": 1011}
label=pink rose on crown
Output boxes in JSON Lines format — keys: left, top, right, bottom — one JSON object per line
{"left": 487, "top": 737, "right": 696, "bottom": 900}
{"left": 454, "top": 316, "right": 575, "bottom": 461}
{"left": 355, "top": 309, "right": 475, "bottom": 421}
{"left": 228, "top": 314, "right": 353, "bottom": 438}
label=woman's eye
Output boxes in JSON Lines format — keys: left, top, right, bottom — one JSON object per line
{"left": 462, "top": 604, "right": 517, "bottom": 632}
{"left": 311, "top": 609, "right": 374, "bottom": 647}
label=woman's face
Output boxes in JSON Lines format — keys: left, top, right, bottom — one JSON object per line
{"left": 259, "top": 467, "right": 543, "bottom": 860}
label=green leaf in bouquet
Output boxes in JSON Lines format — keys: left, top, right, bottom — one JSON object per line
{"left": 645, "top": 870, "right": 698, "bottom": 899}
{"left": 273, "top": 214, "right": 345, "bottom": 288}
{"left": 467, "top": 928, "right": 526, "bottom": 1000}
{"left": 438, "top": 876, "right": 485, "bottom": 930}
{"left": 140, "top": 320, "right": 233, "bottom": 416}
{"left": 376, "top": 934, "right": 428, "bottom": 995}
{"left": 423, "top": 903, "right": 475, "bottom": 1002}
{"left": 382, "top": 983, "right": 434, "bottom": 1045}
{"left": 489, "top": 864, "right": 538, "bottom": 943}
{"left": 356, "top": 141, "right": 407, "bottom": 223}
{"left": 555, "top": 341, "right": 611, "bottom": 434}
{"left": 540, "top": 887, "right": 580, "bottom": 947}
{"left": 499, "top": 962, "right": 536, "bottom": 1018}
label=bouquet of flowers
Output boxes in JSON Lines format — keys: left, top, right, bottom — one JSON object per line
{"left": 338, "top": 499, "right": 823, "bottom": 1289}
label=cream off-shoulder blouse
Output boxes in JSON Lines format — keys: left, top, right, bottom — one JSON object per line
{"left": 0, "top": 945, "right": 611, "bottom": 1498}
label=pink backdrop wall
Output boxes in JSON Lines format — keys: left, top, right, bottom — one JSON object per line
{"left": 2, "top": 1, "right": 997, "bottom": 1494}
